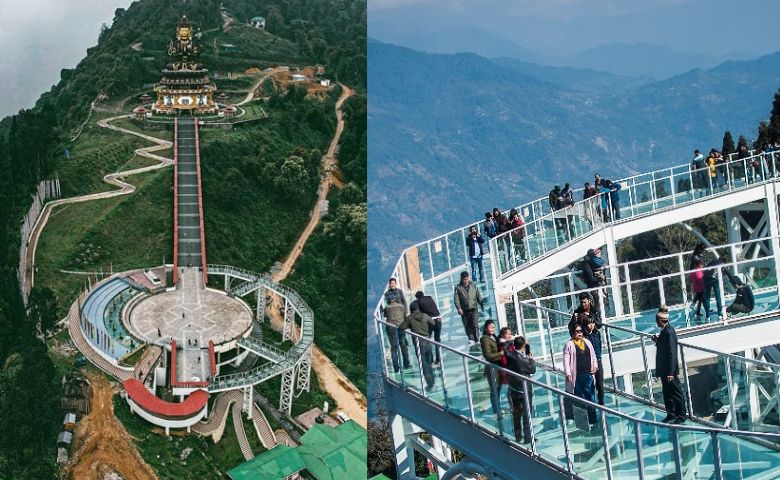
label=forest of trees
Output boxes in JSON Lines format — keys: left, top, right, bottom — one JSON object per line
{"left": 0, "top": 0, "right": 365, "bottom": 478}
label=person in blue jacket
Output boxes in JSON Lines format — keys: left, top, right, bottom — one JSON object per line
{"left": 605, "top": 179, "right": 622, "bottom": 220}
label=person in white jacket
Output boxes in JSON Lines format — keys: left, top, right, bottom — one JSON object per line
{"left": 563, "top": 325, "right": 598, "bottom": 424}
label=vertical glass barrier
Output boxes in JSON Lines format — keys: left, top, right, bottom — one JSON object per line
{"left": 567, "top": 396, "right": 607, "bottom": 475}
{"left": 637, "top": 422, "right": 676, "bottom": 478}
{"left": 679, "top": 430, "right": 714, "bottom": 478}
{"left": 691, "top": 356, "right": 729, "bottom": 424}
{"left": 435, "top": 344, "right": 467, "bottom": 416}
{"left": 654, "top": 175, "right": 674, "bottom": 209}
{"left": 428, "top": 236, "right": 449, "bottom": 278}
{"left": 597, "top": 416, "right": 641, "bottom": 478}
{"left": 632, "top": 181, "right": 654, "bottom": 215}
{"left": 470, "top": 361, "right": 504, "bottom": 436}
{"left": 671, "top": 168, "right": 694, "bottom": 204}
{"left": 730, "top": 358, "right": 751, "bottom": 431}
{"left": 447, "top": 229, "right": 467, "bottom": 272}
{"left": 530, "top": 387, "right": 570, "bottom": 472}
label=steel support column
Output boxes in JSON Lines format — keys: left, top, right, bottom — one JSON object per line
{"left": 279, "top": 365, "right": 296, "bottom": 415}
{"left": 296, "top": 346, "right": 312, "bottom": 393}
{"left": 283, "top": 297, "right": 295, "bottom": 342}
{"left": 242, "top": 386, "right": 253, "bottom": 419}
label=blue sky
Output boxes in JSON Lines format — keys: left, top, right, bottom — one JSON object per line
{"left": 369, "top": 0, "right": 780, "bottom": 59}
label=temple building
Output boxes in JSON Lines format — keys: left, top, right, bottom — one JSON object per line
{"left": 153, "top": 16, "right": 217, "bottom": 115}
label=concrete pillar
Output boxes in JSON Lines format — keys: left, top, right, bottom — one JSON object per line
{"left": 604, "top": 227, "right": 623, "bottom": 317}
{"left": 165, "top": 426, "right": 170, "bottom": 436}
{"left": 391, "top": 413, "right": 415, "bottom": 479}
{"left": 763, "top": 183, "right": 780, "bottom": 303}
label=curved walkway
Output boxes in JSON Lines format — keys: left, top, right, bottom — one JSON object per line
{"left": 232, "top": 400, "right": 254, "bottom": 460}
{"left": 192, "top": 390, "right": 241, "bottom": 441}
{"left": 237, "top": 67, "right": 288, "bottom": 106}
{"left": 24, "top": 115, "right": 173, "bottom": 299}
{"left": 67, "top": 291, "right": 133, "bottom": 381}
{"left": 251, "top": 404, "right": 277, "bottom": 449}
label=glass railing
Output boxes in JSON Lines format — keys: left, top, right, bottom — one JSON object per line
{"left": 490, "top": 150, "right": 780, "bottom": 278}
{"left": 516, "top": 299, "right": 780, "bottom": 435}
{"left": 510, "top": 237, "right": 778, "bottom": 354}
{"left": 375, "top": 316, "right": 780, "bottom": 479}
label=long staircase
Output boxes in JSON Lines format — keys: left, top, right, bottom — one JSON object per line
{"left": 378, "top": 150, "right": 780, "bottom": 479}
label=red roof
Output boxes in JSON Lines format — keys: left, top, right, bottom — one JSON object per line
{"left": 123, "top": 379, "right": 208, "bottom": 418}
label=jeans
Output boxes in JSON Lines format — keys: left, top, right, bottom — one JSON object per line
{"left": 470, "top": 256, "right": 484, "bottom": 282}
{"left": 412, "top": 336, "right": 435, "bottom": 389}
{"left": 428, "top": 319, "right": 442, "bottom": 363}
{"left": 611, "top": 200, "right": 621, "bottom": 220}
{"left": 703, "top": 278, "right": 722, "bottom": 318}
{"left": 386, "top": 325, "right": 410, "bottom": 372}
{"left": 485, "top": 365, "right": 503, "bottom": 415}
{"left": 574, "top": 372, "right": 598, "bottom": 423}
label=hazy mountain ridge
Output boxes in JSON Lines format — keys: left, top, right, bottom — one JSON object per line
{"left": 368, "top": 41, "right": 780, "bottom": 292}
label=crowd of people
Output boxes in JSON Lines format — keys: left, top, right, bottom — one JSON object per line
{"left": 381, "top": 255, "right": 758, "bottom": 445}
{"left": 690, "top": 144, "right": 780, "bottom": 193}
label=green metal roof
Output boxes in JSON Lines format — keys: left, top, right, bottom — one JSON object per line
{"left": 298, "top": 420, "right": 367, "bottom": 480}
{"left": 227, "top": 445, "right": 305, "bottom": 480}
{"left": 228, "top": 421, "right": 367, "bottom": 480}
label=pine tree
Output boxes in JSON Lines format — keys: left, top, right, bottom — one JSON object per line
{"left": 756, "top": 121, "right": 770, "bottom": 149}
{"left": 737, "top": 135, "right": 749, "bottom": 152}
{"left": 769, "top": 89, "right": 780, "bottom": 143}
{"left": 722, "top": 131, "right": 735, "bottom": 156}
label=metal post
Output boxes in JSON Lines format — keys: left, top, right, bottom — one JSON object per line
{"left": 678, "top": 255, "right": 688, "bottom": 305}
{"left": 670, "top": 428, "right": 683, "bottom": 478}
{"left": 414, "top": 335, "right": 426, "bottom": 396}
{"left": 689, "top": 169, "right": 696, "bottom": 199}
{"left": 711, "top": 431, "right": 723, "bottom": 480}
{"left": 600, "top": 414, "right": 614, "bottom": 480}
{"left": 377, "top": 318, "right": 390, "bottom": 378}
{"left": 557, "top": 394, "right": 574, "bottom": 474}
{"left": 522, "top": 380, "right": 536, "bottom": 455}
{"left": 514, "top": 290, "right": 526, "bottom": 339}
{"left": 625, "top": 265, "right": 635, "bottom": 316}
{"left": 716, "top": 267, "right": 726, "bottom": 320}
{"left": 657, "top": 277, "right": 666, "bottom": 306}
{"left": 639, "top": 338, "right": 654, "bottom": 403}
{"left": 605, "top": 325, "right": 618, "bottom": 391}
{"left": 462, "top": 356, "right": 475, "bottom": 423}
{"left": 679, "top": 345, "right": 694, "bottom": 420}
{"left": 427, "top": 241, "right": 436, "bottom": 279}
{"left": 634, "top": 421, "right": 645, "bottom": 480}
{"left": 670, "top": 168, "right": 677, "bottom": 206}
{"left": 650, "top": 179, "right": 658, "bottom": 210}
{"left": 545, "top": 312, "right": 556, "bottom": 370}
{"left": 724, "top": 356, "right": 738, "bottom": 429}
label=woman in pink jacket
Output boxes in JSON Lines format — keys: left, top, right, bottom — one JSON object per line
{"left": 563, "top": 325, "right": 599, "bottom": 424}
{"left": 689, "top": 259, "right": 705, "bottom": 320}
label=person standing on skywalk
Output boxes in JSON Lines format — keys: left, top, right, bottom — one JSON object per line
{"left": 652, "top": 305, "right": 687, "bottom": 424}
{"left": 413, "top": 290, "right": 443, "bottom": 366}
{"left": 399, "top": 302, "right": 436, "bottom": 392}
{"left": 454, "top": 271, "right": 484, "bottom": 345}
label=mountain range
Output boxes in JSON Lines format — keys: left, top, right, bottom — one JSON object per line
{"left": 367, "top": 39, "right": 780, "bottom": 293}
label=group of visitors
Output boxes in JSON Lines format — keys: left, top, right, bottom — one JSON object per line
{"left": 483, "top": 207, "right": 527, "bottom": 264}
{"left": 691, "top": 143, "right": 780, "bottom": 193}
{"left": 688, "top": 243, "right": 754, "bottom": 321}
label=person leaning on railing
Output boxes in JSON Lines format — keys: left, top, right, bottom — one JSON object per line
{"left": 398, "top": 302, "right": 436, "bottom": 392}
{"left": 724, "top": 270, "right": 755, "bottom": 316}
{"left": 383, "top": 295, "right": 411, "bottom": 373}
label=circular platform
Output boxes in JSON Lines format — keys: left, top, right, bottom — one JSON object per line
{"left": 126, "top": 287, "right": 252, "bottom": 346}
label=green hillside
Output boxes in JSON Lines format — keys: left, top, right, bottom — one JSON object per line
{"left": 0, "top": 0, "right": 365, "bottom": 478}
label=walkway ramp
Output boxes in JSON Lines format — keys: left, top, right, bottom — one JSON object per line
{"left": 174, "top": 118, "right": 207, "bottom": 283}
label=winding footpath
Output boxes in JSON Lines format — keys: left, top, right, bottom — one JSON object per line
{"left": 24, "top": 115, "right": 173, "bottom": 299}
{"left": 268, "top": 84, "right": 368, "bottom": 428}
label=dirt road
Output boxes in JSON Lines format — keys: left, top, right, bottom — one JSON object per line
{"left": 268, "top": 84, "right": 367, "bottom": 427}
{"left": 67, "top": 372, "right": 158, "bottom": 480}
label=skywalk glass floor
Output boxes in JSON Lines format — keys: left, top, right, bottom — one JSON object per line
{"left": 381, "top": 257, "right": 780, "bottom": 479}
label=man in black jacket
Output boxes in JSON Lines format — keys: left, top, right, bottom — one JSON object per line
{"left": 652, "top": 305, "right": 686, "bottom": 423}
{"left": 413, "top": 291, "right": 443, "bottom": 366}
{"left": 505, "top": 336, "right": 536, "bottom": 443}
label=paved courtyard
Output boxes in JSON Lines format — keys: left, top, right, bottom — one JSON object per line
{"left": 126, "top": 268, "right": 252, "bottom": 347}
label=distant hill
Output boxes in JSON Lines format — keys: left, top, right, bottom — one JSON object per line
{"left": 368, "top": 41, "right": 780, "bottom": 292}
{"left": 564, "top": 42, "right": 735, "bottom": 79}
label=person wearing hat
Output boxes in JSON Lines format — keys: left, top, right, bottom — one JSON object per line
{"left": 454, "top": 271, "right": 484, "bottom": 345}
{"left": 399, "top": 302, "right": 436, "bottom": 391}
{"left": 652, "top": 305, "right": 686, "bottom": 423}
{"left": 483, "top": 212, "right": 498, "bottom": 239}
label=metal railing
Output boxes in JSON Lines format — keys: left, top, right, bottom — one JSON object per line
{"left": 376, "top": 315, "right": 780, "bottom": 480}
{"left": 490, "top": 150, "right": 780, "bottom": 278}
{"left": 518, "top": 300, "right": 780, "bottom": 434}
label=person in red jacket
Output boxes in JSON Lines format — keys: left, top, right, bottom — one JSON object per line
{"left": 689, "top": 259, "right": 705, "bottom": 321}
